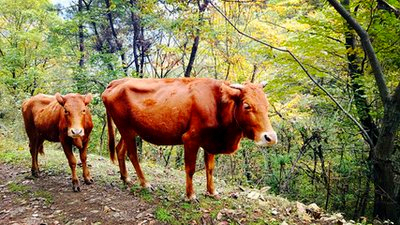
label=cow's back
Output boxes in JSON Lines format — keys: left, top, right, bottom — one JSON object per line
{"left": 102, "top": 78, "right": 222, "bottom": 145}
{"left": 22, "top": 94, "right": 61, "bottom": 141}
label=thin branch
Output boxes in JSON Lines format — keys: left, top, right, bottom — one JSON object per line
{"left": 209, "top": 1, "right": 374, "bottom": 147}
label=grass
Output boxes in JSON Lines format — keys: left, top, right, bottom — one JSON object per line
{"left": 7, "top": 182, "right": 30, "bottom": 193}
{"left": 34, "top": 190, "right": 54, "bottom": 205}
{"left": 154, "top": 207, "right": 173, "bottom": 222}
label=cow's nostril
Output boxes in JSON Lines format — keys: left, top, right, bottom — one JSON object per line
{"left": 264, "top": 134, "right": 271, "bottom": 142}
{"left": 71, "top": 129, "right": 82, "bottom": 135}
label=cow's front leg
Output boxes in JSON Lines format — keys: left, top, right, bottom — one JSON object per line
{"left": 204, "top": 152, "right": 219, "bottom": 198}
{"left": 183, "top": 137, "right": 200, "bottom": 201}
{"left": 79, "top": 139, "right": 93, "bottom": 185}
{"left": 61, "top": 140, "right": 80, "bottom": 192}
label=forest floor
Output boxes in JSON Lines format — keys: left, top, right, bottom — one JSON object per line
{"left": 0, "top": 162, "right": 159, "bottom": 225}
{"left": 0, "top": 141, "right": 358, "bottom": 225}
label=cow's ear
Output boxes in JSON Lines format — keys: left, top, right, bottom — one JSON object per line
{"left": 55, "top": 93, "right": 65, "bottom": 106}
{"left": 221, "top": 83, "right": 241, "bottom": 103}
{"left": 84, "top": 93, "right": 92, "bottom": 105}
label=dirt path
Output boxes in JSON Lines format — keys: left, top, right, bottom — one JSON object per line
{"left": 0, "top": 163, "right": 162, "bottom": 225}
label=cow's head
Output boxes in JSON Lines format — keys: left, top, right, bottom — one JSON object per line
{"left": 222, "top": 82, "right": 277, "bottom": 146}
{"left": 55, "top": 93, "right": 92, "bottom": 138}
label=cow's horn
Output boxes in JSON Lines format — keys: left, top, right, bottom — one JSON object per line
{"left": 260, "top": 81, "right": 267, "bottom": 88}
{"left": 230, "top": 84, "right": 245, "bottom": 90}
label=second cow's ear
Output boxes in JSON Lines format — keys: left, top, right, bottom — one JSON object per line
{"left": 55, "top": 93, "right": 65, "bottom": 106}
{"left": 221, "top": 83, "right": 241, "bottom": 103}
{"left": 84, "top": 93, "right": 93, "bottom": 105}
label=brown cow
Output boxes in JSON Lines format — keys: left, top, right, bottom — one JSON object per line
{"left": 22, "top": 93, "right": 94, "bottom": 192}
{"left": 101, "top": 78, "right": 277, "bottom": 200}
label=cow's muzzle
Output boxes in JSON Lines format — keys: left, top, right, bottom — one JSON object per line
{"left": 256, "top": 131, "right": 278, "bottom": 146}
{"left": 69, "top": 128, "right": 84, "bottom": 138}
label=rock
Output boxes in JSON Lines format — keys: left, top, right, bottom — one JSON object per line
{"left": 217, "top": 212, "right": 223, "bottom": 220}
{"left": 260, "top": 186, "right": 271, "bottom": 193}
{"left": 247, "top": 191, "right": 260, "bottom": 200}
{"left": 53, "top": 210, "right": 63, "bottom": 215}
{"left": 230, "top": 192, "right": 239, "bottom": 199}
{"left": 281, "top": 221, "right": 288, "bottom": 225}
{"left": 271, "top": 208, "right": 279, "bottom": 215}
{"left": 103, "top": 206, "right": 111, "bottom": 213}
{"left": 296, "top": 202, "right": 306, "bottom": 214}
{"left": 306, "top": 203, "right": 321, "bottom": 219}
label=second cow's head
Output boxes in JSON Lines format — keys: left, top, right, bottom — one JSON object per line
{"left": 55, "top": 93, "right": 92, "bottom": 138}
{"left": 222, "top": 81, "right": 277, "bottom": 146}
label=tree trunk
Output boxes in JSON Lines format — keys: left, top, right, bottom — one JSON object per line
{"left": 184, "top": 34, "right": 200, "bottom": 77}
{"left": 183, "top": 0, "right": 208, "bottom": 78}
{"left": 373, "top": 101, "right": 400, "bottom": 223}
{"left": 342, "top": 0, "right": 379, "bottom": 146}
{"left": 104, "top": 0, "right": 127, "bottom": 75}
{"left": 78, "top": 0, "right": 85, "bottom": 68}
{"left": 129, "top": 0, "right": 141, "bottom": 76}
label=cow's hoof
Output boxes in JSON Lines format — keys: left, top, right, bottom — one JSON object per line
{"left": 31, "top": 170, "right": 40, "bottom": 178}
{"left": 142, "top": 183, "right": 154, "bottom": 191}
{"left": 205, "top": 191, "right": 220, "bottom": 200}
{"left": 84, "top": 178, "right": 94, "bottom": 185}
{"left": 122, "top": 177, "right": 133, "bottom": 186}
{"left": 185, "top": 194, "right": 199, "bottom": 203}
{"left": 72, "top": 185, "right": 81, "bottom": 192}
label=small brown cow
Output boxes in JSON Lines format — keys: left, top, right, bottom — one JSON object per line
{"left": 101, "top": 78, "right": 277, "bottom": 200}
{"left": 22, "top": 93, "right": 94, "bottom": 192}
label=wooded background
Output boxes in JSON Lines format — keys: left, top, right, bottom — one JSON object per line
{"left": 0, "top": 0, "right": 399, "bottom": 223}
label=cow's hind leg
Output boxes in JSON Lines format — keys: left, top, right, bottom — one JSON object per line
{"left": 61, "top": 141, "right": 80, "bottom": 192}
{"left": 29, "top": 138, "right": 43, "bottom": 177}
{"left": 116, "top": 139, "right": 132, "bottom": 185}
{"left": 204, "top": 152, "right": 219, "bottom": 199}
{"left": 79, "top": 140, "right": 93, "bottom": 185}
{"left": 125, "top": 136, "right": 150, "bottom": 189}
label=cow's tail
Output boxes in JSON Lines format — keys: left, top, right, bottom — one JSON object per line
{"left": 106, "top": 111, "right": 117, "bottom": 164}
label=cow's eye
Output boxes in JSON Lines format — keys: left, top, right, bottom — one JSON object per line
{"left": 82, "top": 109, "right": 86, "bottom": 114}
{"left": 64, "top": 109, "right": 69, "bottom": 114}
{"left": 243, "top": 103, "right": 251, "bottom": 110}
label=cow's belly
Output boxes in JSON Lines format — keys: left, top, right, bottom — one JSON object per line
{"left": 39, "top": 131, "right": 60, "bottom": 142}
{"left": 130, "top": 118, "right": 186, "bottom": 145}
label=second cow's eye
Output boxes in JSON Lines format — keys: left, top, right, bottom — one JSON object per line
{"left": 243, "top": 103, "right": 251, "bottom": 110}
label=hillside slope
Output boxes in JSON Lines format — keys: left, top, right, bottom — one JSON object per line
{"left": 0, "top": 142, "right": 358, "bottom": 225}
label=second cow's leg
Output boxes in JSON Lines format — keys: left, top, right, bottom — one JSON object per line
{"left": 61, "top": 140, "right": 80, "bottom": 192}
{"left": 79, "top": 139, "right": 93, "bottom": 185}
{"left": 204, "top": 152, "right": 218, "bottom": 197}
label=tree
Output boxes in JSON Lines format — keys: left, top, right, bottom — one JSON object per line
{"left": 327, "top": 0, "right": 400, "bottom": 222}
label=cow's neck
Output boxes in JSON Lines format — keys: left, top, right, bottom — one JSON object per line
{"left": 213, "top": 101, "right": 244, "bottom": 154}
